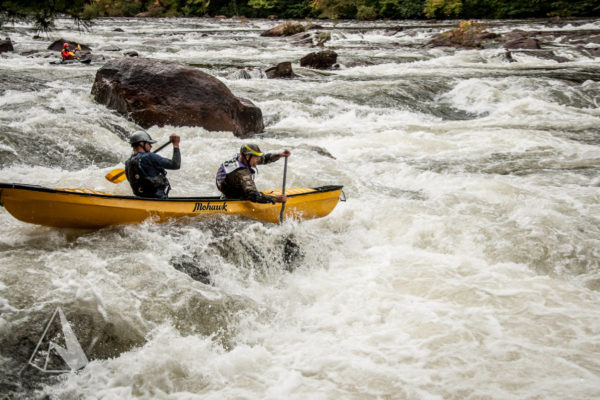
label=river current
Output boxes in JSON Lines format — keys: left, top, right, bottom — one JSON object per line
{"left": 0, "top": 17, "right": 599, "bottom": 399}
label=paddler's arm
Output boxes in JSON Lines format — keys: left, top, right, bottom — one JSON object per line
{"left": 236, "top": 170, "right": 282, "bottom": 204}
{"left": 259, "top": 149, "right": 290, "bottom": 165}
{"left": 156, "top": 134, "right": 181, "bottom": 170}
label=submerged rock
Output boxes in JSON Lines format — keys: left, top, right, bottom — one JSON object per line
{"left": 265, "top": 62, "right": 297, "bottom": 79}
{"left": 232, "top": 69, "right": 252, "bottom": 79}
{"left": 91, "top": 57, "right": 264, "bottom": 137}
{"left": 503, "top": 50, "right": 517, "bottom": 63}
{"left": 171, "top": 256, "right": 212, "bottom": 284}
{"left": 300, "top": 50, "right": 338, "bottom": 69}
{"left": 99, "top": 45, "right": 121, "bottom": 52}
{"left": 0, "top": 38, "right": 13, "bottom": 53}
{"left": 503, "top": 37, "right": 540, "bottom": 49}
{"left": 296, "top": 144, "right": 336, "bottom": 159}
{"left": 261, "top": 22, "right": 305, "bottom": 37}
{"left": 288, "top": 32, "right": 313, "bottom": 45}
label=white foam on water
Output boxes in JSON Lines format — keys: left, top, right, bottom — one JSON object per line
{"left": 0, "top": 17, "right": 599, "bottom": 400}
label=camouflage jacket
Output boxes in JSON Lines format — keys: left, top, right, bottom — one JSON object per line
{"left": 216, "top": 153, "right": 281, "bottom": 203}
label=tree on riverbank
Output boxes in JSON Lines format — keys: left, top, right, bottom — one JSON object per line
{"left": 0, "top": 0, "right": 92, "bottom": 32}
{"left": 1, "top": 0, "right": 599, "bottom": 27}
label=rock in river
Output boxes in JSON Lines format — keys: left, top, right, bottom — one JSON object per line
{"left": 91, "top": 57, "right": 264, "bottom": 137}
{"left": 0, "top": 38, "right": 13, "bottom": 53}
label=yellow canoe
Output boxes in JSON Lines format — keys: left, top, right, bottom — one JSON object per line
{"left": 0, "top": 183, "right": 344, "bottom": 229}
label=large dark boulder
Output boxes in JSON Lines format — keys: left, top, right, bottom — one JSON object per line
{"left": 91, "top": 57, "right": 264, "bottom": 137}
{"left": 0, "top": 38, "right": 13, "bottom": 53}
{"left": 300, "top": 50, "right": 338, "bottom": 69}
{"left": 47, "top": 39, "right": 92, "bottom": 51}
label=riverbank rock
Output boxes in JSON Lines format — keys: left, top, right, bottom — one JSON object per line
{"left": 503, "top": 37, "right": 540, "bottom": 49}
{"left": 502, "top": 29, "right": 541, "bottom": 49}
{"left": 265, "top": 62, "right": 297, "bottom": 79}
{"left": 0, "top": 38, "right": 14, "bottom": 53}
{"left": 427, "top": 30, "right": 498, "bottom": 49}
{"left": 261, "top": 22, "right": 305, "bottom": 37}
{"left": 300, "top": 50, "right": 338, "bottom": 69}
{"left": 289, "top": 32, "right": 313, "bottom": 45}
{"left": 91, "top": 57, "right": 264, "bottom": 137}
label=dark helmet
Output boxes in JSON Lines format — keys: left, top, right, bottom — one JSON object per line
{"left": 63, "top": 42, "right": 70, "bottom": 48}
{"left": 240, "top": 144, "right": 263, "bottom": 157}
{"left": 129, "top": 131, "right": 157, "bottom": 146}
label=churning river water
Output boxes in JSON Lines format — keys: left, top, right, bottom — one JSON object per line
{"left": 1, "top": 16, "right": 599, "bottom": 399}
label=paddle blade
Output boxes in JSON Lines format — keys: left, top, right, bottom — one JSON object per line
{"left": 105, "top": 168, "right": 127, "bottom": 183}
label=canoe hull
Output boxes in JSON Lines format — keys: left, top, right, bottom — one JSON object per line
{"left": 0, "top": 183, "right": 343, "bottom": 229}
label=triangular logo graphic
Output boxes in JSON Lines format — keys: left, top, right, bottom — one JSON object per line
{"left": 27, "top": 307, "right": 89, "bottom": 373}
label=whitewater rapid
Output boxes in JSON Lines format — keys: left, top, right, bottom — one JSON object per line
{"left": 0, "top": 17, "right": 599, "bottom": 399}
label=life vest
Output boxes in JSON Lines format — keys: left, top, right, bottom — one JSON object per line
{"left": 215, "top": 155, "right": 255, "bottom": 190}
{"left": 61, "top": 50, "right": 75, "bottom": 60}
{"left": 125, "top": 153, "right": 170, "bottom": 198}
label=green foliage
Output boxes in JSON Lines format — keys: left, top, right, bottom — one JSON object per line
{"left": 180, "top": 0, "right": 209, "bottom": 16}
{"left": 356, "top": 5, "right": 377, "bottom": 19}
{"left": 282, "top": 21, "right": 306, "bottom": 34}
{"left": 423, "top": 0, "right": 462, "bottom": 18}
{"left": 1, "top": 0, "right": 598, "bottom": 22}
{"left": 248, "top": 0, "right": 278, "bottom": 8}
{"left": 0, "top": 0, "right": 92, "bottom": 32}
{"left": 310, "top": 0, "right": 359, "bottom": 18}
{"left": 82, "top": 0, "right": 144, "bottom": 17}
{"left": 378, "top": 0, "right": 424, "bottom": 18}
{"left": 440, "top": 19, "right": 487, "bottom": 43}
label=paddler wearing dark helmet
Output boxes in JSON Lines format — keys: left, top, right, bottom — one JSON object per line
{"left": 125, "top": 131, "right": 181, "bottom": 199}
{"left": 216, "top": 144, "right": 290, "bottom": 203}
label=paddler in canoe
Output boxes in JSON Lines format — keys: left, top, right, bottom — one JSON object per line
{"left": 125, "top": 131, "right": 181, "bottom": 199}
{"left": 61, "top": 42, "right": 76, "bottom": 61}
{"left": 216, "top": 144, "right": 290, "bottom": 204}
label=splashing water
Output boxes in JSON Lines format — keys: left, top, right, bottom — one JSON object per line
{"left": 1, "top": 17, "right": 599, "bottom": 400}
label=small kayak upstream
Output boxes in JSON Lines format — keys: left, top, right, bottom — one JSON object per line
{"left": 0, "top": 182, "right": 344, "bottom": 228}
{"left": 49, "top": 58, "right": 92, "bottom": 65}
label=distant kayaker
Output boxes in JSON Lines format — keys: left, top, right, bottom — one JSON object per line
{"left": 61, "top": 43, "right": 75, "bottom": 61}
{"left": 216, "top": 144, "right": 290, "bottom": 203}
{"left": 125, "top": 131, "right": 181, "bottom": 199}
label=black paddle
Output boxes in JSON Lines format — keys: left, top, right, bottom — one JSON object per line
{"left": 279, "top": 156, "right": 288, "bottom": 223}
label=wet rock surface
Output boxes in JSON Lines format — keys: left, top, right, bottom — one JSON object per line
{"left": 91, "top": 57, "right": 264, "bottom": 137}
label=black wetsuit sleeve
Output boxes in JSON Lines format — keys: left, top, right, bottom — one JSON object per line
{"left": 154, "top": 148, "right": 181, "bottom": 170}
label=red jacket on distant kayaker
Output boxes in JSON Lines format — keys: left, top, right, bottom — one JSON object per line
{"left": 61, "top": 43, "right": 75, "bottom": 61}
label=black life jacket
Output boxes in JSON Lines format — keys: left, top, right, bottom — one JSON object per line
{"left": 125, "top": 153, "right": 170, "bottom": 198}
